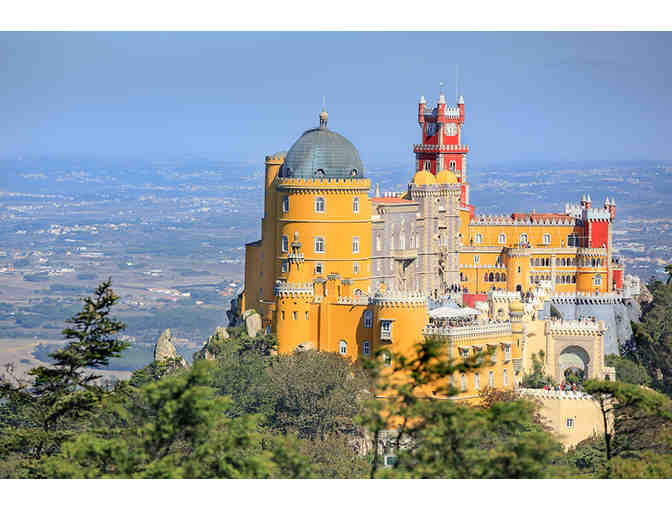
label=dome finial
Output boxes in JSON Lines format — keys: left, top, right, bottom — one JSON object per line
{"left": 319, "top": 96, "right": 328, "bottom": 128}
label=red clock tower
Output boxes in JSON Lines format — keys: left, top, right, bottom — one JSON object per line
{"left": 414, "top": 92, "right": 469, "bottom": 205}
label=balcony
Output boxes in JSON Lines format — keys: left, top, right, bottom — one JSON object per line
{"left": 391, "top": 249, "right": 418, "bottom": 261}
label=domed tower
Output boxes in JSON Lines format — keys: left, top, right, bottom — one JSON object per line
{"left": 275, "top": 109, "right": 371, "bottom": 294}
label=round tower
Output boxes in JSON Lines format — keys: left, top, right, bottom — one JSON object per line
{"left": 372, "top": 291, "right": 428, "bottom": 359}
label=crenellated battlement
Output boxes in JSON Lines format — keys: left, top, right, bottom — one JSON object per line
{"left": 423, "top": 321, "right": 512, "bottom": 340}
{"left": 276, "top": 177, "right": 370, "bottom": 191}
{"left": 413, "top": 143, "right": 469, "bottom": 152}
{"left": 545, "top": 318, "right": 606, "bottom": 336}
{"left": 550, "top": 292, "right": 623, "bottom": 304}
{"left": 337, "top": 295, "right": 370, "bottom": 306}
{"left": 489, "top": 290, "right": 523, "bottom": 301}
{"left": 518, "top": 388, "right": 595, "bottom": 400}
{"left": 274, "top": 281, "right": 314, "bottom": 297}
{"left": 470, "top": 214, "right": 575, "bottom": 226}
{"left": 372, "top": 291, "right": 427, "bottom": 307}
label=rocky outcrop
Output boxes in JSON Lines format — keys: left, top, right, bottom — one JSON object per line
{"left": 194, "top": 326, "right": 230, "bottom": 361}
{"left": 153, "top": 328, "right": 188, "bottom": 367}
{"left": 244, "top": 309, "right": 262, "bottom": 337}
{"left": 226, "top": 295, "right": 244, "bottom": 327}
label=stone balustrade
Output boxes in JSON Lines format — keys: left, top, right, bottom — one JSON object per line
{"left": 518, "top": 388, "right": 594, "bottom": 400}
{"left": 273, "top": 281, "right": 314, "bottom": 297}
{"left": 337, "top": 295, "right": 369, "bottom": 305}
{"left": 545, "top": 319, "right": 606, "bottom": 336}
{"left": 423, "top": 321, "right": 512, "bottom": 340}
{"left": 372, "top": 291, "right": 427, "bottom": 307}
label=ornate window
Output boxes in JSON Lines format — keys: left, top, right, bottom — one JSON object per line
{"left": 281, "top": 235, "right": 288, "bottom": 252}
{"left": 339, "top": 340, "right": 347, "bottom": 355}
{"left": 498, "top": 233, "right": 506, "bottom": 244}
{"left": 314, "top": 237, "right": 325, "bottom": 253}
{"left": 353, "top": 196, "right": 360, "bottom": 213}
{"left": 364, "top": 311, "right": 373, "bottom": 328}
{"left": 314, "top": 196, "right": 325, "bottom": 213}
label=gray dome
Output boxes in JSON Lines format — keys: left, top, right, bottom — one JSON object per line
{"left": 279, "top": 122, "right": 364, "bottom": 179}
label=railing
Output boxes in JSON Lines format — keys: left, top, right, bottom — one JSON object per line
{"left": 423, "top": 321, "right": 512, "bottom": 340}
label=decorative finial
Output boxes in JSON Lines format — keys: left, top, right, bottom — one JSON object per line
{"left": 458, "top": 95, "right": 464, "bottom": 105}
{"left": 375, "top": 183, "right": 380, "bottom": 197}
{"left": 419, "top": 95, "right": 426, "bottom": 104}
{"left": 319, "top": 105, "right": 328, "bottom": 129}
{"left": 586, "top": 193, "right": 591, "bottom": 202}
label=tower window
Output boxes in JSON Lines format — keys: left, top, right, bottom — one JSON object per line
{"left": 364, "top": 310, "right": 373, "bottom": 328}
{"left": 352, "top": 236, "right": 360, "bottom": 254}
{"left": 498, "top": 233, "right": 506, "bottom": 244}
{"left": 353, "top": 196, "right": 360, "bottom": 213}
{"left": 503, "top": 368, "right": 508, "bottom": 386}
{"left": 593, "top": 274, "right": 602, "bottom": 286}
{"left": 314, "top": 262, "right": 323, "bottom": 274}
{"left": 281, "top": 261, "right": 288, "bottom": 273}
{"left": 282, "top": 195, "right": 289, "bottom": 213}
{"left": 449, "top": 160, "right": 456, "bottom": 171}
{"left": 424, "top": 160, "right": 431, "bottom": 171}
{"left": 292, "top": 311, "right": 297, "bottom": 320}
{"left": 376, "top": 234, "right": 381, "bottom": 251}
{"left": 339, "top": 340, "right": 347, "bottom": 355}
{"left": 305, "top": 311, "right": 309, "bottom": 320}
{"left": 281, "top": 235, "right": 289, "bottom": 253}
{"left": 353, "top": 262, "right": 360, "bottom": 274}
{"left": 460, "top": 373, "right": 467, "bottom": 391}
{"left": 314, "top": 237, "right": 325, "bottom": 253}
{"left": 474, "top": 232, "right": 482, "bottom": 244}
{"left": 566, "top": 418, "right": 575, "bottom": 429}
{"left": 543, "top": 233, "right": 551, "bottom": 245}
{"left": 281, "top": 311, "right": 285, "bottom": 320}
{"left": 314, "top": 196, "right": 325, "bottom": 213}
{"left": 474, "top": 255, "right": 480, "bottom": 265}
{"left": 363, "top": 341, "right": 370, "bottom": 355}
{"left": 520, "top": 233, "right": 528, "bottom": 245}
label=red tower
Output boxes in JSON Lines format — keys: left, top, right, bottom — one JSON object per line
{"left": 414, "top": 92, "right": 469, "bottom": 205}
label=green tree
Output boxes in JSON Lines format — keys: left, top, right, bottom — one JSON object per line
{"left": 583, "top": 379, "right": 672, "bottom": 477}
{"left": 622, "top": 279, "right": 672, "bottom": 396}
{"left": 360, "top": 338, "right": 563, "bottom": 479}
{"left": 41, "top": 362, "right": 311, "bottom": 478}
{"left": 0, "top": 279, "right": 128, "bottom": 470}
{"left": 521, "top": 350, "right": 555, "bottom": 388}
{"left": 604, "top": 354, "right": 651, "bottom": 386}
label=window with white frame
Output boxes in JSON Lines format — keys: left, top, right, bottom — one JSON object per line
{"left": 363, "top": 341, "right": 370, "bottom": 355}
{"left": 543, "top": 233, "right": 551, "bottom": 245}
{"left": 566, "top": 418, "right": 575, "bottom": 429}
{"left": 314, "top": 196, "right": 325, "bottom": 213}
{"left": 352, "top": 236, "right": 360, "bottom": 254}
{"left": 292, "top": 311, "right": 297, "bottom": 320}
{"left": 490, "top": 346, "right": 497, "bottom": 363}
{"left": 474, "top": 372, "right": 480, "bottom": 390}
{"left": 593, "top": 274, "right": 602, "bottom": 286}
{"left": 376, "top": 234, "right": 381, "bottom": 251}
{"left": 520, "top": 233, "right": 528, "bottom": 245}
{"left": 353, "top": 262, "right": 359, "bottom": 274}
{"left": 364, "top": 310, "right": 373, "bottom": 328}
{"left": 488, "top": 371, "right": 494, "bottom": 388}
{"left": 281, "top": 235, "right": 288, "bottom": 252}
{"left": 474, "top": 255, "right": 480, "bottom": 265}
{"left": 281, "top": 261, "right": 288, "bottom": 273}
{"left": 282, "top": 195, "right": 289, "bottom": 213}
{"left": 314, "top": 262, "right": 323, "bottom": 274}
{"left": 460, "top": 373, "right": 467, "bottom": 391}
{"left": 423, "top": 160, "right": 431, "bottom": 170}
{"left": 474, "top": 232, "right": 482, "bottom": 244}
{"left": 503, "top": 368, "right": 508, "bottom": 386}
{"left": 449, "top": 160, "right": 456, "bottom": 171}
{"left": 339, "top": 340, "right": 347, "bottom": 355}
{"left": 400, "top": 235, "right": 405, "bottom": 250}
{"left": 314, "top": 237, "right": 325, "bottom": 253}
{"left": 353, "top": 197, "right": 360, "bottom": 214}
{"left": 498, "top": 233, "right": 506, "bottom": 244}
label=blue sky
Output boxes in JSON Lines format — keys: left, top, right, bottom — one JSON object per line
{"left": 1, "top": 31, "right": 670, "bottom": 166}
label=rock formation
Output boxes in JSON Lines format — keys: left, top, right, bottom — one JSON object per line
{"left": 244, "top": 309, "right": 262, "bottom": 337}
{"left": 194, "top": 326, "right": 230, "bottom": 361}
{"left": 153, "top": 328, "right": 188, "bottom": 367}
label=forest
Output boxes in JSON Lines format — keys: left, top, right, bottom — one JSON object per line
{"left": 1, "top": 276, "right": 672, "bottom": 479}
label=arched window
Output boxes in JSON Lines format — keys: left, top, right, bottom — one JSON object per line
{"left": 495, "top": 273, "right": 501, "bottom": 282}
{"left": 363, "top": 341, "right": 370, "bottom": 355}
{"left": 520, "top": 233, "right": 528, "bottom": 245}
{"left": 489, "top": 272, "right": 494, "bottom": 282}
{"left": 498, "top": 233, "right": 506, "bottom": 244}
{"left": 400, "top": 235, "right": 406, "bottom": 250}
{"left": 353, "top": 196, "right": 360, "bottom": 213}
{"left": 352, "top": 236, "right": 360, "bottom": 254}
{"left": 449, "top": 160, "right": 456, "bottom": 171}
{"left": 376, "top": 234, "right": 381, "bottom": 251}
{"left": 502, "top": 273, "right": 507, "bottom": 282}
{"left": 339, "top": 340, "right": 347, "bottom": 355}
{"left": 314, "top": 237, "right": 325, "bottom": 253}
{"left": 572, "top": 275, "right": 576, "bottom": 283}
{"left": 364, "top": 310, "right": 373, "bottom": 328}
{"left": 314, "top": 196, "right": 325, "bottom": 213}
{"left": 543, "top": 233, "right": 551, "bottom": 245}
{"left": 424, "top": 160, "right": 431, "bottom": 170}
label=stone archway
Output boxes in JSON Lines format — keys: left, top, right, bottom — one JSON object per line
{"left": 557, "top": 345, "right": 590, "bottom": 380}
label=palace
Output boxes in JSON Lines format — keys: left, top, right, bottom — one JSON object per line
{"left": 236, "top": 92, "right": 642, "bottom": 442}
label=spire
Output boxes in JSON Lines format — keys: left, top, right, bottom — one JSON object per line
{"left": 581, "top": 193, "right": 586, "bottom": 202}
{"left": 604, "top": 196, "right": 610, "bottom": 207}
{"left": 458, "top": 95, "right": 464, "bottom": 105}
{"left": 586, "top": 193, "right": 591, "bottom": 202}
{"left": 438, "top": 82, "right": 446, "bottom": 104}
